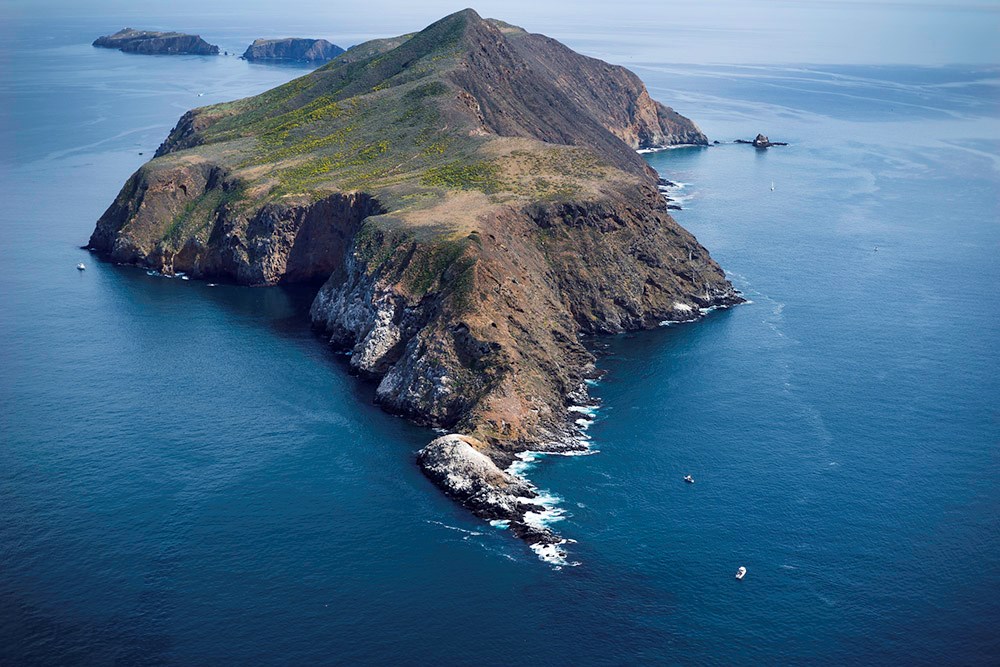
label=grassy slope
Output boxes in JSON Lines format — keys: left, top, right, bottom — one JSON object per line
{"left": 148, "top": 11, "right": 638, "bottom": 252}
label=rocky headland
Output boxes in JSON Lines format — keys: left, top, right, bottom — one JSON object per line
{"left": 94, "top": 28, "right": 219, "bottom": 56}
{"left": 87, "top": 9, "right": 743, "bottom": 561}
{"left": 242, "top": 38, "right": 345, "bottom": 63}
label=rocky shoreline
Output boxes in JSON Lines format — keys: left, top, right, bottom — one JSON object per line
{"left": 418, "top": 434, "right": 567, "bottom": 552}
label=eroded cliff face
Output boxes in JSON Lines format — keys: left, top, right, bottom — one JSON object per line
{"left": 87, "top": 9, "right": 741, "bottom": 559}
{"left": 303, "top": 183, "right": 740, "bottom": 553}
{"left": 88, "top": 159, "right": 383, "bottom": 284}
{"left": 304, "top": 192, "right": 742, "bottom": 426}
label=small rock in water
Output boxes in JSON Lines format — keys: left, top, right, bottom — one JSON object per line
{"left": 735, "top": 133, "right": 787, "bottom": 148}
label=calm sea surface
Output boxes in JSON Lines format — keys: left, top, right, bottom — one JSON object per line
{"left": 2, "top": 16, "right": 998, "bottom": 666}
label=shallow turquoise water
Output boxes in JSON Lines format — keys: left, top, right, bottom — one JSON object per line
{"left": 1, "top": 17, "right": 998, "bottom": 666}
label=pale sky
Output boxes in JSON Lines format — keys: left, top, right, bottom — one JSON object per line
{"left": 5, "top": 0, "right": 1000, "bottom": 64}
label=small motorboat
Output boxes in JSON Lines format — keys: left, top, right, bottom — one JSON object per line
{"left": 736, "top": 566, "right": 747, "bottom": 580}
{"left": 770, "top": 181, "right": 775, "bottom": 191}
{"left": 76, "top": 263, "right": 86, "bottom": 271}
{"left": 684, "top": 475, "right": 695, "bottom": 484}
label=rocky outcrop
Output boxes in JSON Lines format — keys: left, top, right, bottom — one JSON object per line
{"left": 242, "top": 38, "right": 345, "bottom": 63}
{"left": 735, "top": 133, "right": 788, "bottom": 148}
{"left": 93, "top": 28, "right": 219, "bottom": 56}
{"left": 418, "top": 434, "right": 562, "bottom": 550}
{"left": 88, "top": 9, "right": 742, "bottom": 560}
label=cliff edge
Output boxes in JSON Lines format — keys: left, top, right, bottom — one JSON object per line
{"left": 87, "top": 9, "right": 740, "bottom": 560}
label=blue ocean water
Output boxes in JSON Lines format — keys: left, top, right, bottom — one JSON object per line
{"left": 2, "top": 16, "right": 999, "bottom": 666}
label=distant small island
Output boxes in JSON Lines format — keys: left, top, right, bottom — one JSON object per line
{"left": 93, "top": 28, "right": 219, "bottom": 56}
{"left": 242, "top": 38, "right": 345, "bottom": 63}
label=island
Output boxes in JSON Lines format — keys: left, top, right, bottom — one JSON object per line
{"left": 86, "top": 9, "right": 742, "bottom": 561}
{"left": 93, "top": 28, "right": 219, "bottom": 56}
{"left": 242, "top": 38, "right": 345, "bottom": 63}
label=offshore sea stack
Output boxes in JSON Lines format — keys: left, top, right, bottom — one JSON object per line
{"left": 242, "top": 38, "right": 345, "bottom": 63}
{"left": 93, "top": 28, "right": 219, "bottom": 56}
{"left": 87, "top": 9, "right": 742, "bottom": 560}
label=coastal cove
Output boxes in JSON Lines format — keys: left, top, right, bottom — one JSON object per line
{"left": 2, "top": 12, "right": 999, "bottom": 667}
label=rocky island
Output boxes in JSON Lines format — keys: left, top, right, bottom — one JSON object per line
{"left": 735, "top": 133, "right": 788, "bottom": 148}
{"left": 242, "top": 38, "right": 345, "bottom": 63}
{"left": 86, "top": 9, "right": 742, "bottom": 561}
{"left": 93, "top": 28, "right": 219, "bottom": 55}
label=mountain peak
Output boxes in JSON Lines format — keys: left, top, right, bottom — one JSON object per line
{"left": 450, "top": 7, "right": 484, "bottom": 20}
{"left": 399, "top": 6, "right": 495, "bottom": 55}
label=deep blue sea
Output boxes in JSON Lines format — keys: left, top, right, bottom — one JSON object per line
{"left": 2, "top": 15, "right": 999, "bottom": 666}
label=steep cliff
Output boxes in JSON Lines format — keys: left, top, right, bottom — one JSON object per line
{"left": 93, "top": 28, "right": 219, "bottom": 56}
{"left": 242, "top": 38, "right": 345, "bottom": 63}
{"left": 88, "top": 9, "right": 740, "bottom": 559}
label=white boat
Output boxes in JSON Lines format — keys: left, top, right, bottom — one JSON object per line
{"left": 76, "top": 263, "right": 86, "bottom": 271}
{"left": 736, "top": 566, "right": 747, "bottom": 580}
{"left": 684, "top": 475, "right": 695, "bottom": 484}
{"left": 770, "top": 181, "right": 775, "bottom": 191}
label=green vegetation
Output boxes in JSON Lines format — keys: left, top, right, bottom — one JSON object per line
{"left": 400, "top": 239, "right": 468, "bottom": 297}
{"left": 404, "top": 81, "right": 449, "bottom": 101}
{"left": 163, "top": 197, "right": 204, "bottom": 242}
{"left": 272, "top": 138, "right": 392, "bottom": 195}
{"left": 422, "top": 161, "right": 503, "bottom": 194}
{"left": 352, "top": 221, "right": 410, "bottom": 274}
{"left": 162, "top": 180, "right": 247, "bottom": 244}
{"left": 144, "top": 9, "right": 631, "bottom": 258}
{"left": 444, "top": 255, "right": 478, "bottom": 313}
{"left": 159, "top": 28, "right": 494, "bottom": 205}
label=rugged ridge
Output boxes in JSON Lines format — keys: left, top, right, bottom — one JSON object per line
{"left": 88, "top": 9, "right": 741, "bottom": 559}
{"left": 93, "top": 28, "right": 219, "bottom": 56}
{"left": 242, "top": 38, "right": 345, "bottom": 63}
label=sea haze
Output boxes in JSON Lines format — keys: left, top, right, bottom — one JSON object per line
{"left": 1, "top": 11, "right": 998, "bottom": 667}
